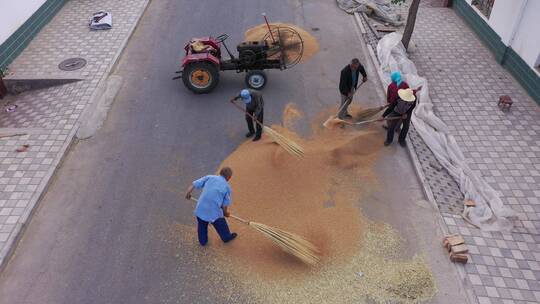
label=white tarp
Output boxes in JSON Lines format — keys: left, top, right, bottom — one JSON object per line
{"left": 377, "top": 33, "right": 515, "bottom": 231}
{"left": 337, "top": 0, "right": 404, "bottom": 26}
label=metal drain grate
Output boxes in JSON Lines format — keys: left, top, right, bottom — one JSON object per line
{"left": 408, "top": 125, "right": 464, "bottom": 215}
{"left": 356, "top": 11, "right": 464, "bottom": 215}
{"left": 58, "top": 58, "right": 87, "bottom": 71}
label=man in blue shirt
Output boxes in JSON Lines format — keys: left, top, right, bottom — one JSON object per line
{"left": 185, "top": 167, "right": 237, "bottom": 246}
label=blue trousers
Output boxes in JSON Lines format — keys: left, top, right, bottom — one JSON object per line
{"left": 196, "top": 217, "right": 234, "bottom": 246}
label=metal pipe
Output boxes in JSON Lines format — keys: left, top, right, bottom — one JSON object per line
{"left": 262, "top": 13, "right": 276, "bottom": 43}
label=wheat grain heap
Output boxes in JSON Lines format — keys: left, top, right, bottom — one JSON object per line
{"left": 171, "top": 104, "right": 436, "bottom": 303}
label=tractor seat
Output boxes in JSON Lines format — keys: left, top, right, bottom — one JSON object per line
{"left": 190, "top": 41, "right": 214, "bottom": 53}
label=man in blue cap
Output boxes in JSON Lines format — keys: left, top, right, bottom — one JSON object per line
{"left": 231, "top": 89, "right": 264, "bottom": 141}
{"left": 185, "top": 167, "right": 238, "bottom": 246}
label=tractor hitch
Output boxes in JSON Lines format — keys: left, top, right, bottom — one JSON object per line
{"left": 172, "top": 70, "right": 183, "bottom": 80}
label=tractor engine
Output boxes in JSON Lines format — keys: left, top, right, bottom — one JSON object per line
{"left": 236, "top": 41, "right": 268, "bottom": 68}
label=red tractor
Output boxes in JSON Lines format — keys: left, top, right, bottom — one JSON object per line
{"left": 174, "top": 18, "right": 303, "bottom": 94}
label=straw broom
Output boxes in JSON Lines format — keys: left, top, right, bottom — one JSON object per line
{"left": 355, "top": 104, "right": 389, "bottom": 121}
{"left": 229, "top": 100, "right": 304, "bottom": 158}
{"left": 323, "top": 116, "right": 402, "bottom": 129}
{"left": 190, "top": 197, "right": 320, "bottom": 265}
{"left": 323, "top": 82, "right": 380, "bottom": 128}
{"left": 322, "top": 104, "right": 389, "bottom": 129}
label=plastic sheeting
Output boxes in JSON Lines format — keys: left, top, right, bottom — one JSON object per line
{"left": 377, "top": 33, "right": 515, "bottom": 231}
{"left": 336, "top": 0, "right": 404, "bottom": 26}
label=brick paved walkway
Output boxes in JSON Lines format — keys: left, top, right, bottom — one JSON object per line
{"left": 0, "top": 0, "right": 148, "bottom": 267}
{"left": 408, "top": 4, "right": 540, "bottom": 304}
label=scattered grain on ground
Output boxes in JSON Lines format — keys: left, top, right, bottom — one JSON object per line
{"left": 282, "top": 103, "right": 303, "bottom": 129}
{"left": 167, "top": 106, "right": 436, "bottom": 303}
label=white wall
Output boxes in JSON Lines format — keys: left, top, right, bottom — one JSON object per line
{"left": 487, "top": 0, "right": 524, "bottom": 44}
{"left": 510, "top": 0, "right": 540, "bottom": 68}
{"left": 0, "top": 0, "right": 46, "bottom": 45}
{"left": 465, "top": 0, "right": 540, "bottom": 70}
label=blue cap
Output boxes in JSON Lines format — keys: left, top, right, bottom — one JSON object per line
{"left": 240, "top": 89, "right": 251, "bottom": 104}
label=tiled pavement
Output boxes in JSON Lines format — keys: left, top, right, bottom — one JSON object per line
{"left": 355, "top": 1, "right": 540, "bottom": 303}
{"left": 0, "top": 0, "right": 148, "bottom": 267}
{"left": 408, "top": 4, "right": 540, "bottom": 304}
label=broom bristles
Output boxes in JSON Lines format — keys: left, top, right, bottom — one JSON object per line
{"left": 322, "top": 116, "right": 347, "bottom": 129}
{"left": 355, "top": 105, "right": 386, "bottom": 121}
{"left": 249, "top": 221, "right": 320, "bottom": 265}
{"left": 263, "top": 126, "right": 304, "bottom": 158}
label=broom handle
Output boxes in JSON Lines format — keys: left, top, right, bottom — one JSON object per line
{"left": 341, "top": 115, "right": 401, "bottom": 126}
{"left": 229, "top": 214, "right": 250, "bottom": 224}
{"left": 335, "top": 96, "right": 352, "bottom": 117}
{"left": 334, "top": 81, "right": 367, "bottom": 116}
{"left": 229, "top": 99, "right": 264, "bottom": 128}
{"left": 189, "top": 197, "right": 250, "bottom": 225}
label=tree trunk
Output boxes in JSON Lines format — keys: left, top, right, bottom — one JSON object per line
{"left": 401, "top": 0, "right": 421, "bottom": 50}
{"left": 0, "top": 76, "right": 7, "bottom": 99}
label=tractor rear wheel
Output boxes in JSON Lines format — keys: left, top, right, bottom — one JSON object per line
{"left": 245, "top": 70, "right": 267, "bottom": 90}
{"left": 182, "top": 62, "right": 219, "bottom": 94}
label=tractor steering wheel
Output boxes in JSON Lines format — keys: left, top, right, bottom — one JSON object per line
{"left": 215, "top": 34, "right": 229, "bottom": 43}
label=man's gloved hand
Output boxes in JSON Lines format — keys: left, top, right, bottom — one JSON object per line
{"left": 224, "top": 210, "right": 231, "bottom": 217}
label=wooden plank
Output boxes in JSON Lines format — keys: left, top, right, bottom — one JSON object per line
{"left": 464, "top": 199, "right": 476, "bottom": 207}
{"left": 374, "top": 25, "right": 398, "bottom": 33}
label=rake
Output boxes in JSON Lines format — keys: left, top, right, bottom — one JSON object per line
{"left": 190, "top": 197, "right": 320, "bottom": 265}
{"left": 229, "top": 100, "right": 304, "bottom": 158}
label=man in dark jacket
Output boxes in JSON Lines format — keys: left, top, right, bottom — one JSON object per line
{"left": 338, "top": 58, "right": 367, "bottom": 119}
{"left": 231, "top": 89, "right": 264, "bottom": 141}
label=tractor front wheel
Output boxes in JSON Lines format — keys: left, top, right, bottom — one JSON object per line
{"left": 245, "top": 70, "right": 267, "bottom": 90}
{"left": 182, "top": 62, "right": 219, "bottom": 94}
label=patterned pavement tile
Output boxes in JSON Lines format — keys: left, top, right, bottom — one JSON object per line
{"left": 360, "top": 2, "right": 540, "bottom": 304}
{"left": 405, "top": 4, "right": 540, "bottom": 304}
{"left": 0, "top": 0, "right": 149, "bottom": 266}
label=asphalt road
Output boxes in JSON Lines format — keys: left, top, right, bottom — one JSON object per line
{"left": 0, "top": 0, "right": 468, "bottom": 303}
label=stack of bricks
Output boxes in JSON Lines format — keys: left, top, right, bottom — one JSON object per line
{"left": 443, "top": 234, "right": 469, "bottom": 264}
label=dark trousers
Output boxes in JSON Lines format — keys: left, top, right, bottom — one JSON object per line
{"left": 245, "top": 109, "right": 263, "bottom": 138}
{"left": 197, "top": 217, "right": 234, "bottom": 246}
{"left": 386, "top": 112, "right": 412, "bottom": 144}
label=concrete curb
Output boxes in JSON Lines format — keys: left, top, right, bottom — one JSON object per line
{"left": 0, "top": 0, "right": 151, "bottom": 271}
{"left": 77, "top": 75, "right": 124, "bottom": 139}
{"left": 352, "top": 12, "right": 478, "bottom": 304}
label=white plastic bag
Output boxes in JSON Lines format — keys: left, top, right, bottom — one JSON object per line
{"left": 90, "top": 11, "right": 112, "bottom": 30}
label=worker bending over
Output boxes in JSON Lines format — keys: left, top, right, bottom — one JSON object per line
{"left": 185, "top": 167, "right": 237, "bottom": 246}
{"left": 231, "top": 89, "right": 264, "bottom": 141}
